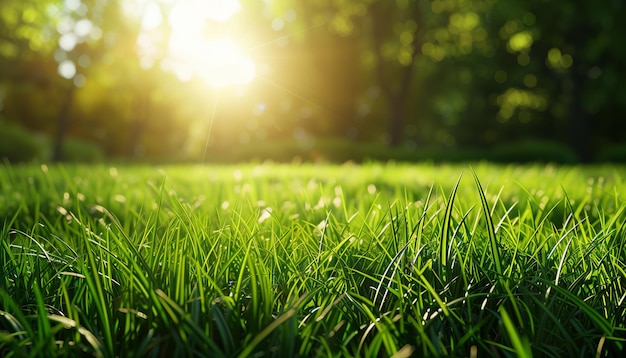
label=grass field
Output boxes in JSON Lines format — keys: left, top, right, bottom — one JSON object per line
{"left": 1, "top": 162, "right": 625, "bottom": 357}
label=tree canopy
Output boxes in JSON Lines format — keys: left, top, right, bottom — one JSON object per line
{"left": 1, "top": 0, "right": 625, "bottom": 162}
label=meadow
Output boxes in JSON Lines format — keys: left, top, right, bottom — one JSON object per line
{"left": 1, "top": 162, "right": 625, "bottom": 357}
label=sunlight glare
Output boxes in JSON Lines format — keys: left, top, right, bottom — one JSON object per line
{"left": 168, "top": 0, "right": 254, "bottom": 87}
{"left": 166, "top": 38, "right": 256, "bottom": 87}
{"left": 135, "top": 0, "right": 255, "bottom": 88}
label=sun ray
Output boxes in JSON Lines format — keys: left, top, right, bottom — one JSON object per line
{"left": 202, "top": 90, "right": 221, "bottom": 162}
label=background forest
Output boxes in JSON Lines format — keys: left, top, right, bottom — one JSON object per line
{"left": 1, "top": 0, "right": 626, "bottom": 163}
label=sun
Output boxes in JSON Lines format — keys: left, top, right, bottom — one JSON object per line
{"left": 136, "top": 0, "right": 256, "bottom": 88}
{"left": 166, "top": 36, "right": 256, "bottom": 88}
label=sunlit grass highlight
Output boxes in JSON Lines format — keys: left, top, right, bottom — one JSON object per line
{"left": 1, "top": 163, "right": 625, "bottom": 356}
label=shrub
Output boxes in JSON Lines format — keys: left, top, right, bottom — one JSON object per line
{"left": 596, "top": 142, "right": 626, "bottom": 163}
{"left": 61, "top": 137, "right": 104, "bottom": 162}
{"left": 0, "top": 121, "right": 44, "bottom": 163}
{"left": 489, "top": 139, "right": 578, "bottom": 164}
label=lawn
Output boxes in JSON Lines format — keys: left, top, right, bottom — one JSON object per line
{"left": 1, "top": 162, "right": 625, "bottom": 357}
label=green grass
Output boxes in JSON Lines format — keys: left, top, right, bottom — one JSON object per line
{"left": 1, "top": 162, "right": 625, "bottom": 357}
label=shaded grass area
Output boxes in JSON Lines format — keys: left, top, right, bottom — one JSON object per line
{"left": 1, "top": 162, "right": 625, "bottom": 356}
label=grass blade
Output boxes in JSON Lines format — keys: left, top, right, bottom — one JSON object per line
{"left": 472, "top": 170, "right": 503, "bottom": 278}
{"left": 499, "top": 307, "right": 532, "bottom": 358}
{"left": 439, "top": 174, "right": 462, "bottom": 281}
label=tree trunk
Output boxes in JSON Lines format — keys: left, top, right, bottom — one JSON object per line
{"left": 370, "top": 0, "right": 422, "bottom": 147}
{"left": 568, "top": 66, "right": 593, "bottom": 162}
{"left": 129, "top": 93, "right": 148, "bottom": 157}
{"left": 52, "top": 84, "right": 75, "bottom": 162}
{"left": 566, "top": 18, "right": 594, "bottom": 163}
{"left": 388, "top": 98, "right": 405, "bottom": 146}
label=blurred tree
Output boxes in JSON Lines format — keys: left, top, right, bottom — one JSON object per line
{"left": 2, "top": 0, "right": 625, "bottom": 162}
{"left": 368, "top": 0, "right": 423, "bottom": 146}
{"left": 271, "top": 0, "right": 499, "bottom": 148}
{"left": 487, "top": 0, "right": 626, "bottom": 161}
{"left": 257, "top": 0, "right": 365, "bottom": 141}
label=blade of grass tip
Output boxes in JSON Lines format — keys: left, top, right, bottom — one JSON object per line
{"left": 410, "top": 185, "right": 434, "bottom": 269}
{"left": 546, "top": 214, "right": 574, "bottom": 259}
{"left": 449, "top": 206, "right": 475, "bottom": 299}
{"left": 374, "top": 211, "right": 428, "bottom": 310}
{"left": 604, "top": 207, "right": 625, "bottom": 249}
{"left": 318, "top": 211, "right": 332, "bottom": 255}
{"left": 494, "top": 201, "right": 518, "bottom": 235}
{"left": 499, "top": 307, "right": 532, "bottom": 358}
{"left": 439, "top": 174, "right": 462, "bottom": 281}
{"left": 471, "top": 169, "right": 503, "bottom": 278}
{"left": 554, "top": 238, "right": 573, "bottom": 288}
{"left": 544, "top": 218, "right": 581, "bottom": 300}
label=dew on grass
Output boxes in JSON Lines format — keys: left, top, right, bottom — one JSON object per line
{"left": 109, "top": 167, "right": 118, "bottom": 177}
{"left": 367, "top": 184, "right": 377, "bottom": 195}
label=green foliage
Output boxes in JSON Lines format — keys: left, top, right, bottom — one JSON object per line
{"left": 2, "top": 0, "right": 625, "bottom": 161}
{"left": 597, "top": 143, "right": 626, "bottom": 163}
{"left": 203, "top": 139, "right": 584, "bottom": 164}
{"left": 0, "top": 121, "right": 44, "bottom": 162}
{"left": 490, "top": 139, "right": 578, "bottom": 163}
{"left": 61, "top": 137, "right": 104, "bottom": 163}
{"left": 1, "top": 163, "right": 625, "bottom": 356}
